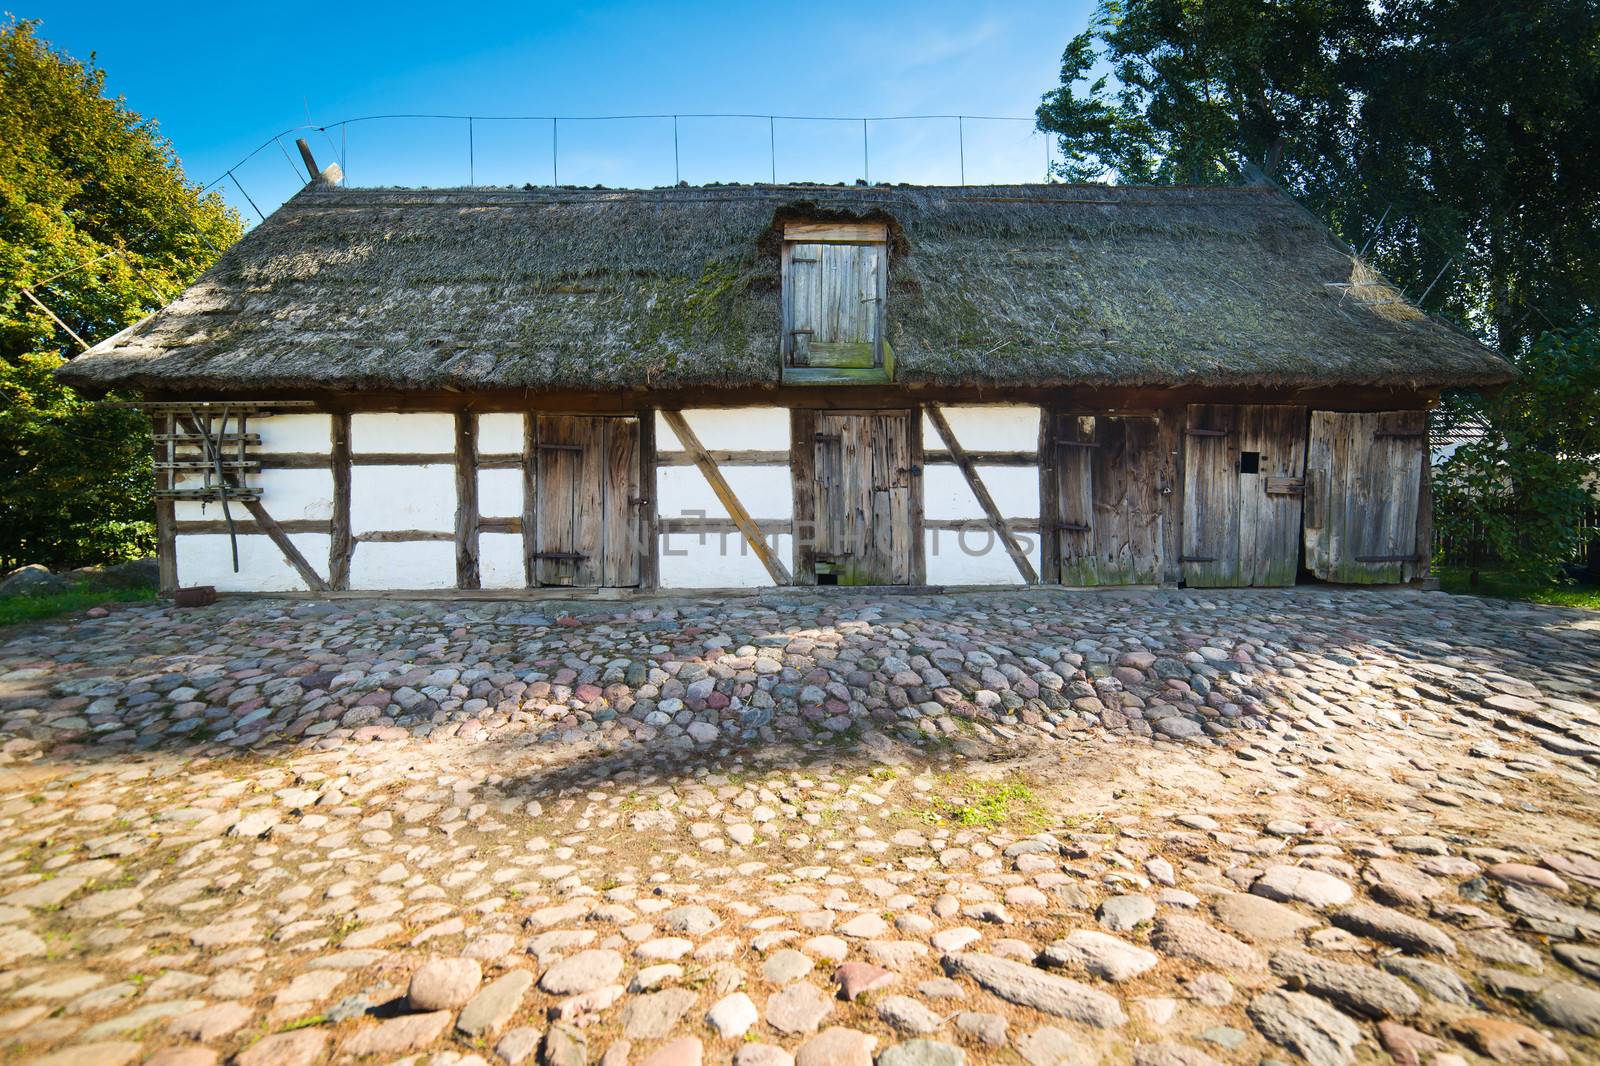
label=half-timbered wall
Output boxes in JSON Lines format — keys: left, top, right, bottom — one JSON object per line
{"left": 919, "top": 405, "right": 1042, "bottom": 585}
{"left": 172, "top": 412, "right": 336, "bottom": 592}
{"left": 654, "top": 408, "right": 793, "bottom": 587}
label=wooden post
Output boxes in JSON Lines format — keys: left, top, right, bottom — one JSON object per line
{"left": 1038, "top": 411, "right": 1061, "bottom": 584}
{"left": 907, "top": 407, "right": 926, "bottom": 585}
{"left": 925, "top": 403, "right": 1038, "bottom": 584}
{"left": 522, "top": 412, "right": 538, "bottom": 588}
{"left": 790, "top": 409, "right": 817, "bottom": 585}
{"left": 637, "top": 410, "right": 659, "bottom": 589}
{"left": 661, "top": 409, "right": 791, "bottom": 585}
{"left": 455, "top": 411, "right": 481, "bottom": 589}
{"left": 152, "top": 413, "right": 177, "bottom": 594}
{"left": 329, "top": 412, "right": 352, "bottom": 589}
{"left": 295, "top": 139, "right": 320, "bottom": 182}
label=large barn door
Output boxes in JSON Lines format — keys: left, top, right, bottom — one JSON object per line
{"left": 1181, "top": 404, "right": 1307, "bottom": 587}
{"left": 1050, "top": 413, "right": 1164, "bottom": 585}
{"left": 532, "top": 415, "right": 640, "bottom": 588}
{"left": 812, "top": 411, "right": 916, "bottom": 584}
{"left": 1304, "top": 411, "right": 1427, "bottom": 584}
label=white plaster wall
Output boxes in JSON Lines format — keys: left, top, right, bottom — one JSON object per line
{"left": 656, "top": 465, "right": 792, "bottom": 522}
{"left": 477, "top": 413, "right": 524, "bottom": 455}
{"left": 349, "top": 540, "right": 456, "bottom": 590}
{"left": 255, "top": 413, "right": 331, "bottom": 452}
{"left": 654, "top": 407, "right": 790, "bottom": 451}
{"left": 173, "top": 469, "right": 335, "bottom": 522}
{"left": 351, "top": 465, "right": 455, "bottom": 533}
{"left": 479, "top": 533, "right": 526, "bottom": 589}
{"left": 659, "top": 532, "right": 793, "bottom": 588}
{"left": 176, "top": 533, "right": 331, "bottom": 592}
{"left": 923, "top": 465, "right": 1040, "bottom": 521}
{"left": 924, "top": 528, "right": 1041, "bottom": 586}
{"left": 477, "top": 468, "right": 524, "bottom": 519}
{"left": 923, "top": 405, "right": 1040, "bottom": 452}
{"left": 351, "top": 412, "right": 455, "bottom": 454}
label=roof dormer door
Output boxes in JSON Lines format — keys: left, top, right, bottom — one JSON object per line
{"left": 782, "top": 222, "right": 889, "bottom": 382}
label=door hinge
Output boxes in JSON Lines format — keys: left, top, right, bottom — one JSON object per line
{"left": 533, "top": 551, "right": 588, "bottom": 561}
{"left": 1180, "top": 554, "right": 1217, "bottom": 563}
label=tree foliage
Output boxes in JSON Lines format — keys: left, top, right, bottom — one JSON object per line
{"left": 1039, "top": 0, "right": 1600, "bottom": 583}
{"left": 0, "top": 18, "right": 241, "bottom": 572}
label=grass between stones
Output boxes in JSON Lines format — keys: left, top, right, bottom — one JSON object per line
{"left": 0, "top": 586, "right": 155, "bottom": 627}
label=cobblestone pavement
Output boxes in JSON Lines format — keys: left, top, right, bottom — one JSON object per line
{"left": 0, "top": 587, "right": 1598, "bottom": 1066}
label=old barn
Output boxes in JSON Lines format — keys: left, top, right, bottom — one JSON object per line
{"left": 57, "top": 182, "right": 1513, "bottom": 595}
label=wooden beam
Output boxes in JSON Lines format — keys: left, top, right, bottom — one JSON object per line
{"left": 176, "top": 519, "right": 331, "bottom": 534}
{"left": 356, "top": 530, "right": 454, "bottom": 543}
{"left": 660, "top": 409, "right": 791, "bottom": 585}
{"left": 783, "top": 221, "right": 888, "bottom": 243}
{"left": 455, "top": 412, "right": 481, "bottom": 589}
{"left": 329, "top": 412, "right": 352, "bottom": 589}
{"left": 923, "top": 449, "right": 1039, "bottom": 466}
{"left": 351, "top": 452, "right": 456, "bottom": 465}
{"left": 924, "top": 403, "right": 1038, "bottom": 584}
{"left": 653, "top": 449, "right": 791, "bottom": 467}
{"left": 522, "top": 413, "right": 538, "bottom": 588}
{"left": 174, "top": 413, "right": 329, "bottom": 591}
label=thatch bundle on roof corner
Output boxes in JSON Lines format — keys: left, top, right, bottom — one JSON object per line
{"left": 57, "top": 182, "right": 1510, "bottom": 394}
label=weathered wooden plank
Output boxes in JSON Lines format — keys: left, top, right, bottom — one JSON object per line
{"left": 783, "top": 221, "right": 888, "bottom": 243}
{"left": 1237, "top": 405, "right": 1307, "bottom": 587}
{"left": 1305, "top": 410, "right": 1425, "bottom": 584}
{"left": 660, "top": 517, "right": 794, "bottom": 533}
{"left": 536, "top": 414, "right": 578, "bottom": 586}
{"left": 1181, "top": 404, "right": 1241, "bottom": 588}
{"left": 1055, "top": 414, "right": 1097, "bottom": 585}
{"left": 661, "top": 409, "right": 791, "bottom": 585}
{"left": 480, "top": 517, "right": 522, "bottom": 534}
{"left": 1157, "top": 407, "right": 1183, "bottom": 586}
{"left": 574, "top": 417, "right": 606, "bottom": 586}
{"left": 926, "top": 404, "right": 1037, "bottom": 584}
{"left": 455, "top": 411, "right": 481, "bottom": 590}
{"left": 600, "top": 417, "right": 641, "bottom": 586}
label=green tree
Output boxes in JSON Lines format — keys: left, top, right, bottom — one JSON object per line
{"left": 1036, "top": 0, "right": 1600, "bottom": 354}
{"left": 1039, "top": 0, "right": 1600, "bottom": 584}
{"left": 0, "top": 18, "right": 241, "bottom": 573}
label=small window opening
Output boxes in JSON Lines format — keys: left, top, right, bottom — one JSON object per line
{"left": 1239, "top": 451, "right": 1261, "bottom": 474}
{"left": 816, "top": 572, "right": 839, "bottom": 586}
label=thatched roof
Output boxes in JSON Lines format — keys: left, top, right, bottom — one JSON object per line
{"left": 57, "top": 183, "right": 1512, "bottom": 393}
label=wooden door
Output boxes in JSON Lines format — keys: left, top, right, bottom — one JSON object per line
{"left": 785, "top": 243, "right": 885, "bottom": 368}
{"left": 1304, "top": 411, "right": 1427, "bottom": 583}
{"left": 531, "top": 415, "right": 640, "bottom": 587}
{"left": 1181, "top": 404, "right": 1307, "bottom": 587}
{"left": 811, "top": 411, "right": 916, "bottom": 584}
{"left": 1049, "top": 413, "right": 1164, "bottom": 585}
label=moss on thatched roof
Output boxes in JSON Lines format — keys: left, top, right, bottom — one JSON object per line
{"left": 58, "top": 182, "right": 1511, "bottom": 393}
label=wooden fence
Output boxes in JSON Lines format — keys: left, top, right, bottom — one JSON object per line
{"left": 1433, "top": 503, "right": 1600, "bottom": 576}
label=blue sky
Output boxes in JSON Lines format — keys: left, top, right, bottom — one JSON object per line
{"left": 26, "top": 1, "right": 1093, "bottom": 222}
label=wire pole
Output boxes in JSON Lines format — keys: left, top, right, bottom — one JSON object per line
{"left": 769, "top": 116, "right": 776, "bottom": 184}
{"left": 862, "top": 118, "right": 869, "bottom": 185}
{"left": 552, "top": 118, "right": 559, "bottom": 186}
{"left": 958, "top": 116, "right": 965, "bottom": 186}
{"left": 468, "top": 117, "right": 475, "bottom": 186}
{"left": 673, "top": 115, "right": 680, "bottom": 185}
